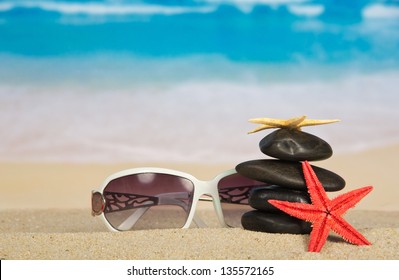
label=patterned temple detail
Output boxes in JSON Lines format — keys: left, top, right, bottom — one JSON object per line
{"left": 219, "top": 184, "right": 268, "bottom": 204}
{"left": 104, "top": 191, "right": 159, "bottom": 213}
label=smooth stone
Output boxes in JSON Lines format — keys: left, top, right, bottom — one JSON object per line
{"left": 249, "top": 186, "right": 311, "bottom": 212}
{"left": 259, "top": 128, "right": 333, "bottom": 161}
{"left": 236, "top": 159, "right": 345, "bottom": 191}
{"left": 241, "top": 210, "right": 311, "bottom": 234}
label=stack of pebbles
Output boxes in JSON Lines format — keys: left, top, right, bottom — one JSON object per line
{"left": 236, "top": 116, "right": 345, "bottom": 234}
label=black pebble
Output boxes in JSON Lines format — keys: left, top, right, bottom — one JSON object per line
{"left": 249, "top": 186, "right": 311, "bottom": 212}
{"left": 241, "top": 210, "right": 312, "bottom": 234}
{"left": 236, "top": 159, "right": 345, "bottom": 191}
{"left": 259, "top": 128, "right": 333, "bottom": 161}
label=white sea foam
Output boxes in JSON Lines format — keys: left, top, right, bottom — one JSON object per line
{"left": 0, "top": 57, "right": 398, "bottom": 163}
{"left": 196, "top": 0, "right": 309, "bottom": 5}
{"left": 0, "top": 1, "right": 217, "bottom": 16}
{"left": 287, "top": 4, "right": 324, "bottom": 17}
{"left": 0, "top": 3, "right": 13, "bottom": 12}
{"left": 363, "top": 4, "right": 399, "bottom": 19}
{"left": 196, "top": 0, "right": 309, "bottom": 13}
{"left": 3, "top": 1, "right": 397, "bottom": 22}
{"left": 0, "top": 0, "right": 321, "bottom": 17}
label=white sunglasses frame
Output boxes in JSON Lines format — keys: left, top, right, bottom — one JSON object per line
{"left": 92, "top": 167, "right": 242, "bottom": 232}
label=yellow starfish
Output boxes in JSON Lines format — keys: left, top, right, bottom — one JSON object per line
{"left": 247, "top": 115, "right": 340, "bottom": 134}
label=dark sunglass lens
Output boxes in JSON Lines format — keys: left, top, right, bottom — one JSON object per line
{"left": 218, "top": 173, "right": 269, "bottom": 227}
{"left": 103, "top": 173, "right": 194, "bottom": 231}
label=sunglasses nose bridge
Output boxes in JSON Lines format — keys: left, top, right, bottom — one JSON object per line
{"left": 191, "top": 179, "right": 225, "bottom": 227}
{"left": 195, "top": 179, "right": 219, "bottom": 200}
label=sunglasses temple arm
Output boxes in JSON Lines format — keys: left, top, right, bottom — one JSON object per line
{"left": 192, "top": 214, "right": 207, "bottom": 228}
{"left": 118, "top": 204, "right": 151, "bottom": 231}
{"left": 159, "top": 194, "right": 206, "bottom": 227}
{"left": 218, "top": 184, "right": 269, "bottom": 204}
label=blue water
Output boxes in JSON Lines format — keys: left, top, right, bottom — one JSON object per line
{"left": 0, "top": 0, "right": 399, "bottom": 163}
{"left": 1, "top": 0, "right": 399, "bottom": 64}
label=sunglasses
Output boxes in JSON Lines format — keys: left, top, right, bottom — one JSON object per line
{"left": 91, "top": 168, "right": 268, "bottom": 231}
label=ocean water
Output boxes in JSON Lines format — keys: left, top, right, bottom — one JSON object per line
{"left": 0, "top": 0, "right": 398, "bottom": 163}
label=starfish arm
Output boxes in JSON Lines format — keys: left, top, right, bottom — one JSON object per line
{"left": 302, "top": 161, "right": 330, "bottom": 209}
{"left": 247, "top": 116, "right": 339, "bottom": 134}
{"left": 247, "top": 116, "right": 305, "bottom": 133}
{"left": 285, "top": 115, "right": 307, "bottom": 128}
{"left": 299, "top": 119, "right": 340, "bottom": 128}
{"left": 247, "top": 124, "right": 278, "bottom": 134}
{"left": 329, "top": 214, "right": 371, "bottom": 246}
{"left": 308, "top": 216, "right": 331, "bottom": 252}
{"left": 248, "top": 118, "right": 287, "bottom": 126}
{"left": 268, "top": 200, "right": 322, "bottom": 222}
{"left": 330, "top": 186, "right": 373, "bottom": 215}
{"left": 248, "top": 116, "right": 305, "bottom": 127}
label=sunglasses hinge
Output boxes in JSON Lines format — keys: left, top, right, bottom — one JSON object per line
{"left": 91, "top": 191, "right": 106, "bottom": 216}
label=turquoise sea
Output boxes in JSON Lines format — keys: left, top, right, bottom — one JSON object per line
{"left": 0, "top": 0, "right": 398, "bottom": 163}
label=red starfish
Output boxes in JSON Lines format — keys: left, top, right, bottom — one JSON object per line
{"left": 268, "top": 161, "right": 373, "bottom": 252}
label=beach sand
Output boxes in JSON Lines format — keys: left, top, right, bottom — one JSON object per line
{"left": 1, "top": 144, "right": 398, "bottom": 259}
